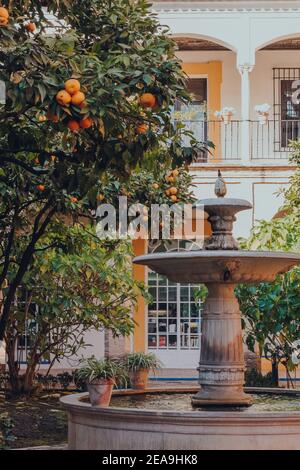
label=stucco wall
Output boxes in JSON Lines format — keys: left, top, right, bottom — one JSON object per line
{"left": 177, "top": 49, "right": 300, "bottom": 120}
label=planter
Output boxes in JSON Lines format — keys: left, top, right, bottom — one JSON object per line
{"left": 130, "top": 369, "right": 149, "bottom": 390}
{"left": 87, "top": 378, "right": 114, "bottom": 407}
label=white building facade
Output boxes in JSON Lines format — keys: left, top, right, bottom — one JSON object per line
{"left": 155, "top": 0, "right": 300, "bottom": 239}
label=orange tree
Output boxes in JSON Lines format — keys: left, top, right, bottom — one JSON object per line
{"left": 0, "top": 1, "right": 207, "bottom": 340}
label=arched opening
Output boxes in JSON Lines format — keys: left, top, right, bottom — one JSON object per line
{"left": 172, "top": 33, "right": 237, "bottom": 53}
{"left": 251, "top": 34, "right": 300, "bottom": 160}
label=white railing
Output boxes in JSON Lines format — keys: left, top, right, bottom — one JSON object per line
{"left": 180, "top": 119, "right": 297, "bottom": 163}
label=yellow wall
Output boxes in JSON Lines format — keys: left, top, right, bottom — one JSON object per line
{"left": 132, "top": 61, "right": 222, "bottom": 353}
{"left": 132, "top": 239, "right": 147, "bottom": 352}
{"left": 182, "top": 61, "right": 222, "bottom": 161}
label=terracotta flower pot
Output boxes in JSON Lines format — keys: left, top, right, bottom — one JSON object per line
{"left": 129, "top": 369, "right": 149, "bottom": 390}
{"left": 87, "top": 378, "right": 114, "bottom": 407}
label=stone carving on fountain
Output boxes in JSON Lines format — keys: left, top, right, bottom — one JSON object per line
{"left": 133, "top": 171, "right": 300, "bottom": 407}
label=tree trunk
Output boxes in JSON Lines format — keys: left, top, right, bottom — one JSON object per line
{"left": 0, "top": 203, "right": 56, "bottom": 341}
{"left": 23, "top": 362, "right": 37, "bottom": 394}
{"left": 271, "top": 358, "right": 279, "bottom": 387}
{"left": 6, "top": 339, "right": 21, "bottom": 395}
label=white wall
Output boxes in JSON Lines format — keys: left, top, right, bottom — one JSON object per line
{"left": 156, "top": 6, "right": 300, "bottom": 66}
{"left": 19, "top": 328, "right": 105, "bottom": 372}
{"left": 178, "top": 49, "right": 300, "bottom": 120}
{"left": 191, "top": 168, "right": 291, "bottom": 239}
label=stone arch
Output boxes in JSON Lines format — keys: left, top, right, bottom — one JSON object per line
{"left": 171, "top": 33, "right": 237, "bottom": 53}
{"left": 255, "top": 32, "right": 300, "bottom": 52}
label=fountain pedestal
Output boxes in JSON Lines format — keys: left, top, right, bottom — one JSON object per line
{"left": 192, "top": 283, "right": 251, "bottom": 406}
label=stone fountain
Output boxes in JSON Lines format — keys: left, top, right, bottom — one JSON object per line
{"left": 61, "top": 173, "right": 300, "bottom": 450}
{"left": 133, "top": 172, "right": 300, "bottom": 407}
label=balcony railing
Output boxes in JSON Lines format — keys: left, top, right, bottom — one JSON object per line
{"left": 180, "top": 119, "right": 298, "bottom": 163}
{"left": 250, "top": 120, "right": 299, "bottom": 161}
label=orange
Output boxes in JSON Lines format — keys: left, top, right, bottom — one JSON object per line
{"left": 46, "top": 111, "right": 59, "bottom": 123}
{"left": 0, "top": 17, "right": 8, "bottom": 26}
{"left": 56, "top": 90, "right": 72, "bottom": 106}
{"left": 165, "top": 175, "right": 174, "bottom": 183}
{"left": 38, "top": 114, "right": 47, "bottom": 122}
{"left": 172, "top": 169, "right": 179, "bottom": 177}
{"left": 65, "top": 79, "right": 81, "bottom": 95}
{"left": 136, "top": 123, "right": 149, "bottom": 134}
{"left": 0, "top": 7, "right": 9, "bottom": 19}
{"left": 37, "top": 184, "right": 45, "bottom": 192}
{"left": 139, "top": 93, "right": 157, "bottom": 109}
{"left": 96, "top": 194, "right": 105, "bottom": 202}
{"left": 169, "top": 187, "right": 178, "bottom": 195}
{"left": 67, "top": 120, "right": 80, "bottom": 132}
{"left": 70, "top": 196, "right": 78, "bottom": 203}
{"left": 152, "top": 183, "right": 159, "bottom": 190}
{"left": 26, "top": 22, "right": 36, "bottom": 32}
{"left": 165, "top": 189, "right": 171, "bottom": 196}
{"left": 79, "top": 116, "right": 93, "bottom": 129}
{"left": 170, "top": 195, "right": 178, "bottom": 203}
{"left": 71, "top": 91, "right": 85, "bottom": 106}
{"left": 79, "top": 101, "right": 88, "bottom": 109}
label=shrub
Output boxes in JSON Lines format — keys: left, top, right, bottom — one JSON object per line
{"left": 245, "top": 369, "right": 276, "bottom": 388}
{"left": 0, "top": 413, "right": 15, "bottom": 449}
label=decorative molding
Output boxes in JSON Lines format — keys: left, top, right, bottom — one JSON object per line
{"left": 153, "top": 8, "right": 300, "bottom": 13}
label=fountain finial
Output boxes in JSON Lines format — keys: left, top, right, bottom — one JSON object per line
{"left": 215, "top": 170, "right": 227, "bottom": 198}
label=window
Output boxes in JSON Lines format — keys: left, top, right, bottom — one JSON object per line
{"left": 273, "top": 68, "right": 300, "bottom": 149}
{"left": 174, "top": 78, "right": 208, "bottom": 162}
{"left": 147, "top": 240, "right": 203, "bottom": 352}
{"left": 14, "top": 290, "right": 50, "bottom": 365}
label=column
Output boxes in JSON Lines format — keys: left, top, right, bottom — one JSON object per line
{"left": 192, "top": 283, "right": 251, "bottom": 407}
{"left": 238, "top": 64, "right": 253, "bottom": 165}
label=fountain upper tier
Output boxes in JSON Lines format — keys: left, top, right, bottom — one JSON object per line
{"left": 198, "top": 197, "right": 252, "bottom": 250}
{"left": 133, "top": 250, "right": 300, "bottom": 284}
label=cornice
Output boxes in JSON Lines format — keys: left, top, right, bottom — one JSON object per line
{"left": 153, "top": 8, "right": 300, "bottom": 13}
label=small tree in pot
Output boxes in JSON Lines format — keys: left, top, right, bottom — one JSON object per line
{"left": 75, "top": 358, "right": 126, "bottom": 407}
{"left": 124, "top": 353, "right": 162, "bottom": 390}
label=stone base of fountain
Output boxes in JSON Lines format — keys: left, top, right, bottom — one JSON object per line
{"left": 61, "top": 391, "right": 300, "bottom": 450}
{"left": 192, "top": 385, "right": 251, "bottom": 407}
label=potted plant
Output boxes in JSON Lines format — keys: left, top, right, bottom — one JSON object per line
{"left": 254, "top": 103, "right": 271, "bottom": 124}
{"left": 124, "top": 352, "right": 162, "bottom": 390}
{"left": 215, "top": 107, "right": 235, "bottom": 125}
{"left": 75, "top": 357, "right": 125, "bottom": 407}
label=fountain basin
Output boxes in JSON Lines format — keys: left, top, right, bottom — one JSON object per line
{"left": 133, "top": 250, "right": 300, "bottom": 284}
{"left": 61, "top": 390, "right": 300, "bottom": 450}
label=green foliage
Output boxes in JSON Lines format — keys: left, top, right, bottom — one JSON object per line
{"left": 237, "top": 270, "right": 300, "bottom": 367}
{"left": 283, "top": 141, "right": 300, "bottom": 212}
{"left": 74, "top": 357, "right": 126, "bottom": 384}
{"left": 239, "top": 210, "right": 300, "bottom": 252}
{"left": 0, "top": 413, "right": 15, "bottom": 449}
{"left": 0, "top": 0, "right": 207, "bottom": 185}
{"left": 244, "top": 369, "right": 276, "bottom": 388}
{"left": 237, "top": 171, "right": 300, "bottom": 376}
{"left": 123, "top": 352, "right": 161, "bottom": 372}
{"left": 0, "top": 0, "right": 209, "bottom": 342}
{"left": 5, "top": 222, "right": 148, "bottom": 394}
